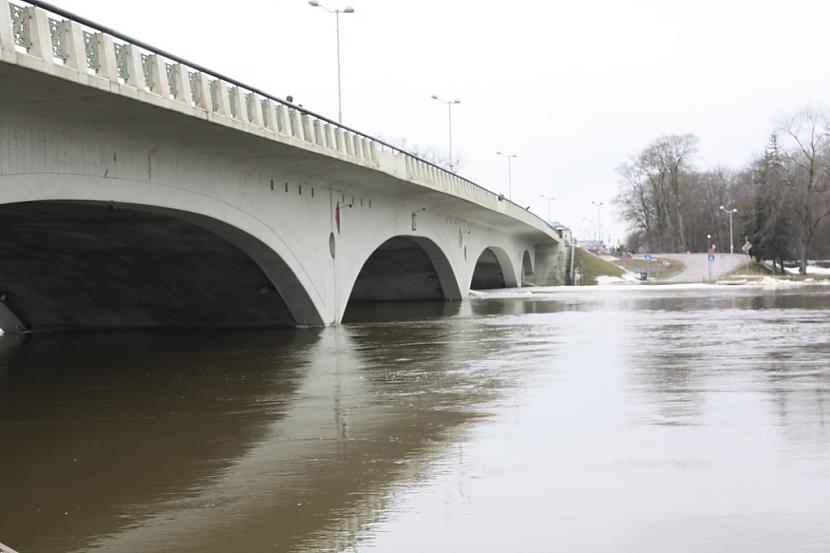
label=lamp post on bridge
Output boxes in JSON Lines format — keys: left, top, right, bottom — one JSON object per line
{"left": 308, "top": 1, "right": 355, "bottom": 124}
{"left": 591, "top": 200, "right": 604, "bottom": 244}
{"left": 431, "top": 95, "right": 461, "bottom": 172}
{"left": 496, "top": 151, "right": 518, "bottom": 200}
{"left": 540, "top": 194, "right": 555, "bottom": 222}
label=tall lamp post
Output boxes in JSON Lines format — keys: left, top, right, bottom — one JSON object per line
{"left": 431, "top": 95, "right": 461, "bottom": 171}
{"left": 591, "top": 200, "right": 604, "bottom": 243}
{"left": 496, "top": 151, "right": 518, "bottom": 199}
{"left": 720, "top": 205, "right": 738, "bottom": 255}
{"left": 540, "top": 194, "right": 555, "bottom": 222}
{"left": 308, "top": 1, "right": 355, "bottom": 124}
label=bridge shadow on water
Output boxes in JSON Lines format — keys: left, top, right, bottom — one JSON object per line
{"left": 0, "top": 311, "right": 523, "bottom": 553}
{"left": 342, "top": 300, "right": 462, "bottom": 324}
{"left": 0, "top": 329, "right": 318, "bottom": 552}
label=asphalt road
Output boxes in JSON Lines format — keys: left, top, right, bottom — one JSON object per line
{"left": 655, "top": 253, "right": 750, "bottom": 283}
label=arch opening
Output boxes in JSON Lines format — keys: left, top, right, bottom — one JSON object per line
{"left": 471, "top": 247, "right": 517, "bottom": 290}
{"left": 522, "top": 250, "right": 534, "bottom": 279}
{"left": 344, "top": 236, "right": 460, "bottom": 322}
{"left": 0, "top": 201, "right": 318, "bottom": 331}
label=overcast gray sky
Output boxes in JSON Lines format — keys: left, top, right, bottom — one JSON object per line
{"left": 55, "top": 0, "right": 830, "bottom": 242}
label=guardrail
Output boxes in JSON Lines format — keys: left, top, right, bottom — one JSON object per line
{"left": 0, "top": 0, "right": 558, "bottom": 237}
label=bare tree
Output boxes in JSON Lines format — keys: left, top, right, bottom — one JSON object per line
{"left": 778, "top": 108, "right": 830, "bottom": 273}
{"left": 615, "top": 134, "right": 699, "bottom": 252}
{"left": 380, "top": 137, "right": 467, "bottom": 172}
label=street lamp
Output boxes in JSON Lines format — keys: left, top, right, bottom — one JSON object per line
{"left": 308, "top": 1, "right": 355, "bottom": 124}
{"left": 591, "top": 200, "right": 604, "bottom": 243}
{"left": 540, "top": 194, "right": 555, "bottom": 222}
{"left": 719, "top": 205, "right": 738, "bottom": 255}
{"left": 496, "top": 151, "right": 518, "bottom": 199}
{"left": 431, "top": 95, "right": 461, "bottom": 172}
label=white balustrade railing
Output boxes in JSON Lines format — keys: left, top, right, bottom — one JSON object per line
{"left": 0, "top": 0, "right": 556, "bottom": 236}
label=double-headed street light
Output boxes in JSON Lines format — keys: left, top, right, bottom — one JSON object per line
{"left": 540, "top": 194, "right": 555, "bottom": 222}
{"left": 720, "top": 205, "right": 738, "bottom": 255}
{"left": 496, "top": 151, "right": 518, "bottom": 199}
{"left": 591, "top": 200, "right": 604, "bottom": 243}
{"left": 431, "top": 95, "right": 461, "bottom": 172}
{"left": 309, "top": 1, "right": 355, "bottom": 124}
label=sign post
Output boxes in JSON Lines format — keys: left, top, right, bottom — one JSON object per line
{"left": 707, "top": 246, "right": 716, "bottom": 283}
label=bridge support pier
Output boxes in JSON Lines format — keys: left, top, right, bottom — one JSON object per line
{"left": 0, "top": 293, "right": 28, "bottom": 333}
{"left": 526, "top": 242, "right": 565, "bottom": 286}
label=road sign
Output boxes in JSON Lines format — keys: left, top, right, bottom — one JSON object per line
{"left": 708, "top": 254, "right": 716, "bottom": 263}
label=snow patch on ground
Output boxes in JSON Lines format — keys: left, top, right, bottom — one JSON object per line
{"left": 595, "top": 272, "right": 640, "bottom": 285}
{"left": 468, "top": 277, "right": 829, "bottom": 299}
{"left": 784, "top": 265, "right": 830, "bottom": 276}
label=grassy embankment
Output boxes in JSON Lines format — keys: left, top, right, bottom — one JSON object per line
{"left": 572, "top": 247, "right": 624, "bottom": 285}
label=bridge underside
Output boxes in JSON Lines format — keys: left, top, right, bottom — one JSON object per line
{"left": 348, "top": 237, "right": 446, "bottom": 303}
{"left": 471, "top": 249, "right": 507, "bottom": 290}
{"left": 0, "top": 202, "right": 294, "bottom": 331}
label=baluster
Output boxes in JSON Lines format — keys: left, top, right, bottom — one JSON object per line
{"left": 195, "top": 72, "right": 211, "bottom": 110}
{"left": 262, "top": 100, "right": 277, "bottom": 131}
{"left": 313, "top": 120, "right": 324, "bottom": 146}
{"left": 289, "top": 109, "right": 303, "bottom": 139}
{"left": 335, "top": 127, "right": 345, "bottom": 153}
{"left": 123, "top": 44, "right": 143, "bottom": 88}
{"left": 324, "top": 123, "right": 334, "bottom": 149}
{"left": 275, "top": 104, "right": 289, "bottom": 134}
{"left": 145, "top": 54, "right": 169, "bottom": 96}
{"left": 213, "top": 80, "right": 231, "bottom": 116}
{"left": 98, "top": 34, "right": 118, "bottom": 81}
{"left": 361, "top": 137, "right": 371, "bottom": 161}
{"left": 63, "top": 21, "right": 85, "bottom": 70}
{"left": 227, "top": 86, "right": 242, "bottom": 119}
{"left": 28, "top": 7, "right": 51, "bottom": 60}
{"left": 344, "top": 132, "right": 355, "bottom": 156}
{"left": 301, "top": 113, "right": 312, "bottom": 142}
{"left": 248, "top": 93, "right": 264, "bottom": 126}
{"left": 173, "top": 64, "right": 191, "bottom": 104}
{"left": 353, "top": 135, "right": 363, "bottom": 160}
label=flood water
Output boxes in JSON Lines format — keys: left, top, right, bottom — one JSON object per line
{"left": 2, "top": 284, "right": 830, "bottom": 552}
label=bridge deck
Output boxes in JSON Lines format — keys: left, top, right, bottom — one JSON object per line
{"left": 0, "top": 0, "right": 560, "bottom": 242}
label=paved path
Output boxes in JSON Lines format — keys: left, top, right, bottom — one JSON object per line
{"left": 655, "top": 253, "right": 750, "bottom": 283}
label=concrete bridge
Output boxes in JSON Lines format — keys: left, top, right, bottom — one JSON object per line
{"left": 0, "top": 0, "right": 566, "bottom": 332}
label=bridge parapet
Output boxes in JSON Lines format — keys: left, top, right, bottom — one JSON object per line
{"left": 1, "top": 0, "right": 558, "bottom": 241}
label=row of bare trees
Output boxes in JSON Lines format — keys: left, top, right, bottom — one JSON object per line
{"left": 615, "top": 108, "right": 830, "bottom": 273}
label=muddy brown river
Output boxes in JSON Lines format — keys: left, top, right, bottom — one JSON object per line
{"left": 1, "top": 284, "right": 829, "bottom": 552}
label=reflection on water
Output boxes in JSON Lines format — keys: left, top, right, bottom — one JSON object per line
{"left": 2, "top": 285, "right": 830, "bottom": 552}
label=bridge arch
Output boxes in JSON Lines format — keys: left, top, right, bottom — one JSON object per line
{"left": 345, "top": 235, "right": 462, "bottom": 307}
{"left": 470, "top": 246, "right": 519, "bottom": 290}
{"left": 0, "top": 175, "right": 326, "bottom": 330}
{"left": 522, "top": 250, "right": 534, "bottom": 280}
